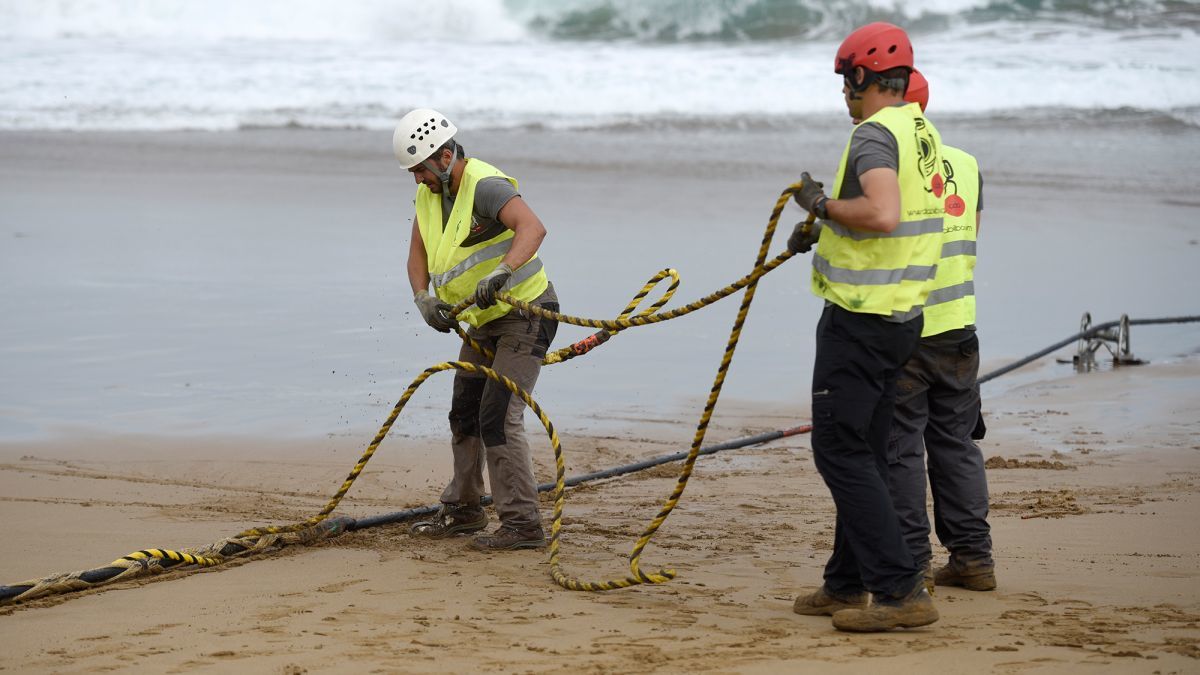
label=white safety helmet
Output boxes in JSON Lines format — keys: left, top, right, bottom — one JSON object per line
{"left": 393, "top": 108, "right": 458, "bottom": 169}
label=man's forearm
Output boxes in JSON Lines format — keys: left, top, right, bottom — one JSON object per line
{"left": 408, "top": 259, "right": 431, "bottom": 296}
{"left": 500, "top": 227, "right": 546, "bottom": 270}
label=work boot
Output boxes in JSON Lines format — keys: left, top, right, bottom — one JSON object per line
{"left": 469, "top": 524, "right": 546, "bottom": 552}
{"left": 409, "top": 503, "right": 488, "bottom": 538}
{"left": 923, "top": 561, "right": 935, "bottom": 595}
{"left": 934, "top": 557, "right": 997, "bottom": 591}
{"left": 831, "top": 583, "right": 939, "bottom": 632}
{"left": 793, "top": 585, "right": 869, "bottom": 616}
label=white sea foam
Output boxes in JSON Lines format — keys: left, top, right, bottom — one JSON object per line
{"left": 0, "top": 0, "right": 529, "bottom": 42}
{"left": 0, "top": 0, "right": 1197, "bottom": 130}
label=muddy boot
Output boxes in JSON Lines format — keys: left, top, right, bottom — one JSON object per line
{"left": 468, "top": 524, "right": 546, "bottom": 552}
{"left": 923, "top": 561, "right": 935, "bottom": 595}
{"left": 409, "top": 502, "right": 488, "bottom": 538}
{"left": 793, "top": 586, "right": 869, "bottom": 616}
{"left": 831, "top": 583, "right": 939, "bottom": 632}
{"left": 934, "top": 557, "right": 997, "bottom": 591}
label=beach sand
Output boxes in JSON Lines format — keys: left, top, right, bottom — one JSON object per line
{"left": 1, "top": 126, "right": 1199, "bottom": 672}
{"left": 1, "top": 359, "right": 1198, "bottom": 673}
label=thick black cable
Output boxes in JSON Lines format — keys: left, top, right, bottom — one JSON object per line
{"left": 978, "top": 315, "right": 1200, "bottom": 384}
{"left": 350, "top": 426, "right": 812, "bottom": 531}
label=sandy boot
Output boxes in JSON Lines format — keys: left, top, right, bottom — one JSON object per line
{"left": 934, "top": 557, "right": 997, "bottom": 591}
{"left": 469, "top": 524, "right": 546, "bottom": 551}
{"left": 793, "top": 586, "right": 869, "bottom": 616}
{"left": 409, "top": 503, "right": 488, "bottom": 538}
{"left": 831, "top": 584, "right": 939, "bottom": 632}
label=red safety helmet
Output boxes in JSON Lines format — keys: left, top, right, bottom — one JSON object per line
{"left": 835, "top": 22, "right": 914, "bottom": 75}
{"left": 905, "top": 68, "right": 929, "bottom": 112}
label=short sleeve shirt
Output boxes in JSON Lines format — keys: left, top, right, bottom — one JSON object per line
{"left": 443, "top": 175, "right": 521, "bottom": 246}
{"left": 839, "top": 121, "right": 899, "bottom": 199}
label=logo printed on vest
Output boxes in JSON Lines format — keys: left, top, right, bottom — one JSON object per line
{"left": 941, "top": 155, "right": 964, "bottom": 217}
{"left": 914, "top": 116, "right": 944, "bottom": 198}
{"left": 945, "top": 194, "right": 966, "bottom": 218}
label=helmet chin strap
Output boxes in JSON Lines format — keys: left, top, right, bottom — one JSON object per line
{"left": 422, "top": 141, "right": 461, "bottom": 211}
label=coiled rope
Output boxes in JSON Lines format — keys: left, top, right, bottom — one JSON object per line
{"left": 8, "top": 183, "right": 1192, "bottom": 605}
{"left": 232, "top": 181, "right": 808, "bottom": 590}
{"left": 1, "top": 181, "right": 809, "bottom": 604}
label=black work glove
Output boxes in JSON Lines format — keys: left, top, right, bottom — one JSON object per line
{"left": 475, "top": 262, "right": 513, "bottom": 309}
{"left": 414, "top": 290, "right": 455, "bottom": 333}
{"left": 792, "top": 172, "right": 829, "bottom": 219}
{"left": 787, "top": 220, "right": 820, "bottom": 254}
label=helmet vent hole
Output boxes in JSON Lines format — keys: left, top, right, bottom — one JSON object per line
{"left": 440, "top": 120, "right": 448, "bottom": 127}
{"left": 888, "top": 45, "right": 897, "bottom": 53}
{"left": 867, "top": 47, "right": 876, "bottom": 55}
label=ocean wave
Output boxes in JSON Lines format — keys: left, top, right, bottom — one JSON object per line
{"left": 513, "top": 0, "right": 1200, "bottom": 42}
{"left": 1, "top": 2, "right": 1196, "bottom": 132}
{"left": 2, "top": 0, "right": 1196, "bottom": 43}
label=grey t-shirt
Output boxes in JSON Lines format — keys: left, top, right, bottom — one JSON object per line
{"left": 839, "top": 121, "right": 899, "bottom": 199}
{"left": 443, "top": 175, "right": 521, "bottom": 247}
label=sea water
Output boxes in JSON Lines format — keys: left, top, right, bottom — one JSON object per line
{"left": 1, "top": 0, "right": 1199, "bottom": 441}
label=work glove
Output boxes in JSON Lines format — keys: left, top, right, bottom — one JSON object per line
{"left": 414, "top": 289, "right": 455, "bottom": 333}
{"left": 792, "top": 172, "right": 829, "bottom": 220}
{"left": 787, "top": 219, "right": 821, "bottom": 254}
{"left": 475, "top": 262, "right": 513, "bottom": 309}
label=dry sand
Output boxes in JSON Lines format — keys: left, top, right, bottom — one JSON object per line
{"left": 1, "top": 357, "right": 1197, "bottom": 674}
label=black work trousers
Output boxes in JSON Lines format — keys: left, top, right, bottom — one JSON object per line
{"left": 887, "top": 328, "right": 992, "bottom": 568}
{"left": 811, "top": 303, "right": 923, "bottom": 600}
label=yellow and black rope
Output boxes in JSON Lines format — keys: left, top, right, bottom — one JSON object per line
{"left": 2, "top": 181, "right": 811, "bottom": 604}
{"left": 236, "top": 181, "right": 809, "bottom": 589}
{"left": 121, "top": 549, "right": 223, "bottom": 568}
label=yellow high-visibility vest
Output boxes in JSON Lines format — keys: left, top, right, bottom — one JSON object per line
{"left": 415, "top": 158, "right": 548, "bottom": 327}
{"left": 922, "top": 145, "right": 979, "bottom": 336}
{"left": 812, "top": 102, "right": 945, "bottom": 320}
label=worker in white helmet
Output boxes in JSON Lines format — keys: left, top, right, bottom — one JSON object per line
{"left": 396, "top": 108, "right": 558, "bottom": 551}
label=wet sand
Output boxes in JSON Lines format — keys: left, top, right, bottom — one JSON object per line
{"left": 1, "top": 360, "right": 1198, "bottom": 673}
{"left": 1, "top": 125, "right": 1199, "bottom": 671}
{"left": 2, "top": 126, "right": 1199, "bottom": 440}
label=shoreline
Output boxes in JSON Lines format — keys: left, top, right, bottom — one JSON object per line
{"left": 4, "top": 128, "right": 1198, "bottom": 442}
{"left": 1, "top": 360, "right": 1198, "bottom": 672}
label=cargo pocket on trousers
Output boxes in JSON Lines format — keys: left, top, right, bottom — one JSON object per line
{"left": 529, "top": 302, "right": 559, "bottom": 359}
{"left": 810, "top": 394, "right": 838, "bottom": 455}
{"left": 971, "top": 409, "right": 987, "bottom": 440}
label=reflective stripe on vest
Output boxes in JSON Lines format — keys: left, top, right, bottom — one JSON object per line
{"left": 415, "top": 158, "right": 549, "bottom": 328}
{"left": 811, "top": 102, "right": 946, "bottom": 319}
{"left": 921, "top": 144, "right": 979, "bottom": 337}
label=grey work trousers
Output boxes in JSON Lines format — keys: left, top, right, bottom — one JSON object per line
{"left": 441, "top": 284, "right": 558, "bottom": 530}
{"left": 887, "top": 327, "right": 993, "bottom": 568}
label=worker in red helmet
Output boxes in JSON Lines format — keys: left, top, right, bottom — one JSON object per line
{"left": 886, "top": 69, "right": 997, "bottom": 594}
{"left": 787, "top": 22, "right": 943, "bottom": 632}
